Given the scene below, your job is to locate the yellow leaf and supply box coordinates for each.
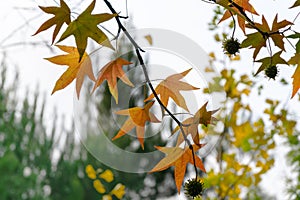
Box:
[150,145,206,193]
[113,101,160,149]
[85,164,97,179]
[57,0,116,61]
[144,35,153,45]
[45,45,96,98]
[33,0,71,44]
[102,195,112,200]
[145,69,199,111]
[230,54,241,61]
[99,169,114,183]
[93,180,105,194]
[92,58,133,104]
[110,183,126,199]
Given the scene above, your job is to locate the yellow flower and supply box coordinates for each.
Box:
[102,194,112,200]
[85,164,97,180]
[99,169,114,183]
[110,183,126,199]
[93,180,106,194]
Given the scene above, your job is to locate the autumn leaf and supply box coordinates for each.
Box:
[254,51,287,76]
[288,53,300,98]
[242,15,292,58]
[144,35,153,45]
[144,69,199,111]
[218,0,258,33]
[172,102,218,145]
[113,101,160,149]
[290,0,300,8]
[33,0,71,44]
[270,14,293,51]
[57,0,116,61]
[92,58,134,104]
[241,32,265,59]
[45,45,96,98]
[150,145,206,193]
[241,16,270,59]
[287,32,300,53]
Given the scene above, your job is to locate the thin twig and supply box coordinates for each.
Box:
[102,0,198,175]
[229,10,236,38]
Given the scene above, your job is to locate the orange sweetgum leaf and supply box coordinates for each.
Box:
[144,69,199,111]
[172,102,218,145]
[150,145,206,193]
[113,101,160,149]
[57,0,117,61]
[288,53,300,98]
[45,45,95,98]
[33,0,71,44]
[218,0,258,33]
[270,14,293,51]
[92,58,134,104]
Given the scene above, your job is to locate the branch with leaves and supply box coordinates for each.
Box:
[32,0,300,199]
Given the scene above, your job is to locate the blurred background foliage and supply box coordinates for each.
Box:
[0,26,176,199]
[200,5,300,200]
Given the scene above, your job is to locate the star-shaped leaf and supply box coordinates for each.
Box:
[144,69,199,111]
[270,14,293,51]
[172,102,218,145]
[243,15,293,58]
[290,0,300,8]
[45,45,96,98]
[288,53,300,98]
[241,16,271,59]
[218,0,258,33]
[150,145,206,193]
[254,51,287,76]
[241,32,266,59]
[113,102,160,149]
[287,32,300,53]
[57,0,116,61]
[33,0,71,44]
[92,58,134,104]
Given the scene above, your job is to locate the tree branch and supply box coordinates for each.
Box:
[103,0,198,176]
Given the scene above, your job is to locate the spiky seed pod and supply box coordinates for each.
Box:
[222,38,240,55]
[184,178,204,199]
[265,65,278,80]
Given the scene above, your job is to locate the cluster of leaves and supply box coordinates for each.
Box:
[216,0,300,97]
[202,1,300,197]
[33,0,300,199]
[85,164,126,200]
[33,0,219,196]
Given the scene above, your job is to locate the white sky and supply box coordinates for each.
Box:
[0,0,300,199]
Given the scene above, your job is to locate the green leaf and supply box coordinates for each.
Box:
[33,0,71,44]
[254,51,287,76]
[290,0,300,8]
[57,0,116,61]
[241,32,266,59]
[287,32,300,53]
